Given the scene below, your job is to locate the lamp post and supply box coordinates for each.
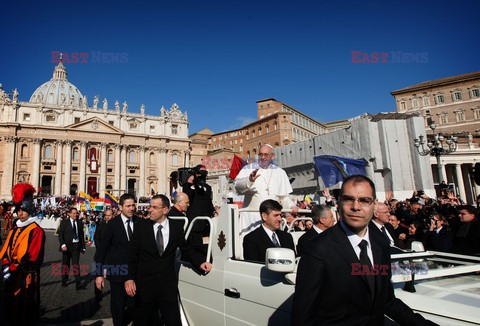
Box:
[413,122,458,183]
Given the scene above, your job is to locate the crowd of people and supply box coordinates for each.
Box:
[0,144,479,325]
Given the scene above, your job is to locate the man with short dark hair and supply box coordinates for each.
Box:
[58,207,85,289]
[296,205,334,256]
[292,175,436,325]
[451,205,480,255]
[243,199,295,263]
[125,194,211,325]
[95,193,138,326]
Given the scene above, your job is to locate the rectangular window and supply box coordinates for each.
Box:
[44,166,51,170]
[129,169,135,174]
[46,115,56,122]
[412,99,418,108]
[74,117,80,124]
[471,89,480,98]
[130,123,138,130]
[23,113,31,121]
[456,111,465,122]
[72,166,78,171]
[474,110,480,120]
[453,92,462,101]
[107,168,113,173]
[109,121,114,125]
[400,102,406,111]
[150,125,155,132]
[436,95,444,104]
[423,97,430,106]
[171,124,178,135]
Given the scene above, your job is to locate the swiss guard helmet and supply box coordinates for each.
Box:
[11,183,36,215]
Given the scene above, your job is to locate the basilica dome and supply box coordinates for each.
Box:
[29,61,85,107]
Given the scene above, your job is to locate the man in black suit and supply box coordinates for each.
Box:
[371,202,398,247]
[95,194,138,326]
[296,204,334,256]
[243,199,295,263]
[58,207,85,289]
[93,208,113,302]
[167,192,189,218]
[124,195,212,325]
[292,175,436,326]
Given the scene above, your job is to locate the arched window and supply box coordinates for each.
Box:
[172,153,178,166]
[149,152,155,165]
[44,145,53,159]
[21,144,28,158]
[107,150,113,162]
[266,125,270,133]
[129,150,136,163]
[72,147,79,161]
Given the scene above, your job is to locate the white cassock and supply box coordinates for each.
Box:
[235,162,295,235]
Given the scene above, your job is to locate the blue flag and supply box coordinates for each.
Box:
[313,155,368,187]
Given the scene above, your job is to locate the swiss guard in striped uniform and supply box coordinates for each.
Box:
[0,183,46,325]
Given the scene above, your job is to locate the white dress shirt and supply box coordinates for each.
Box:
[153,218,170,250]
[262,224,281,246]
[340,220,374,264]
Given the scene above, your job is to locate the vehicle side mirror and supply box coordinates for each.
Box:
[265,248,296,273]
[411,241,425,252]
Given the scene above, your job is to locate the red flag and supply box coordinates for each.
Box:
[229,155,247,180]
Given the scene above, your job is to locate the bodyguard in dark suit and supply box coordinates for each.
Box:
[296,204,334,256]
[125,195,212,325]
[243,199,295,263]
[95,194,138,326]
[58,207,85,289]
[292,175,436,326]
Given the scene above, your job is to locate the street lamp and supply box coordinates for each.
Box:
[413,122,458,183]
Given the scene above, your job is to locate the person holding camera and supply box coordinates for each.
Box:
[183,164,215,257]
[426,212,453,251]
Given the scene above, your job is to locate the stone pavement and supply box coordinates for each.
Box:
[0,229,114,325]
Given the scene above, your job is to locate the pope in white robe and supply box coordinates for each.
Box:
[235,145,297,235]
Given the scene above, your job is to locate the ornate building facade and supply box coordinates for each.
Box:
[0,61,190,199]
[391,71,480,202]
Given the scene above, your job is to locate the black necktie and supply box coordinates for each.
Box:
[156,225,164,256]
[271,232,280,247]
[72,221,78,240]
[358,240,375,297]
[381,226,390,243]
[126,219,133,241]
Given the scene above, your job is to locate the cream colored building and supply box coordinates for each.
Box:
[391,71,480,203]
[0,61,190,199]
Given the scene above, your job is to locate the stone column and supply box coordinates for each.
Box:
[114,144,121,192]
[32,138,42,191]
[473,163,480,199]
[436,156,447,183]
[121,144,127,192]
[139,146,146,197]
[2,136,17,197]
[159,149,167,194]
[63,141,72,195]
[455,164,466,202]
[185,150,191,167]
[79,141,87,192]
[54,140,64,195]
[100,143,108,198]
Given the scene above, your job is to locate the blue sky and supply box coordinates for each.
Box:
[1,0,479,134]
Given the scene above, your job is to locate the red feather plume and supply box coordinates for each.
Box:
[11,183,36,204]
